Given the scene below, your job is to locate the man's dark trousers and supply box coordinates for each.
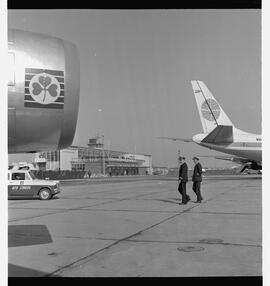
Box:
[178,161,189,204]
[192,162,203,202]
[178,181,188,203]
[192,181,202,201]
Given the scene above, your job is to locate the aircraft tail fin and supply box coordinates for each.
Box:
[191,81,234,133]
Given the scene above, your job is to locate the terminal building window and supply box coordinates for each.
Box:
[72,163,85,171]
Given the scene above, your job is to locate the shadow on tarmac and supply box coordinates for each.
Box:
[8,264,60,277]
[9,225,53,248]
[9,225,58,277]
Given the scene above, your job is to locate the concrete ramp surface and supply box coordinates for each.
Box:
[8,175,261,277]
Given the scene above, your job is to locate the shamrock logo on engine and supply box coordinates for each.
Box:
[29,73,60,105]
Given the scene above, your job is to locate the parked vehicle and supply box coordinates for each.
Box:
[8,170,60,200]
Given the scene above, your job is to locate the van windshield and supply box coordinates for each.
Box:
[28,171,37,180]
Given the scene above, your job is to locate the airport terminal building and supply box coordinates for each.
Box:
[35,138,152,176]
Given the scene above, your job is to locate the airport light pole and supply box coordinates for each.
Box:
[106,139,110,174]
[102,135,105,176]
[95,136,106,176]
[97,108,105,175]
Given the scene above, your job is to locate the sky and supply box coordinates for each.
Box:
[8,9,261,168]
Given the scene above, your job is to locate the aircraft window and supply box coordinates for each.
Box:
[12,173,25,180]
[8,52,15,86]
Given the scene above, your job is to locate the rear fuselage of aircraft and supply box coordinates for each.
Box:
[159,81,261,172]
[193,131,262,164]
[191,80,261,170]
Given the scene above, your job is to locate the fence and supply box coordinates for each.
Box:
[32,170,87,180]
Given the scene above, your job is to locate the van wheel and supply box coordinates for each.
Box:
[38,188,51,200]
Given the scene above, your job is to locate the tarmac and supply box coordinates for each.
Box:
[8,175,262,277]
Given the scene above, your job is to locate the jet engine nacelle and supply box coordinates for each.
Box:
[8,29,80,153]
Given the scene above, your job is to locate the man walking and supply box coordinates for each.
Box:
[178,156,190,204]
[192,157,203,203]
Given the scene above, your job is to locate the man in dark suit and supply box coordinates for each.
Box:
[178,156,190,204]
[192,157,203,203]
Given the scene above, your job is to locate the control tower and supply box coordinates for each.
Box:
[87,137,104,149]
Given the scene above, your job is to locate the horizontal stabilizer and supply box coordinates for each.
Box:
[157,137,193,142]
[198,155,251,164]
[198,155,235,161]
[202,125,233,144]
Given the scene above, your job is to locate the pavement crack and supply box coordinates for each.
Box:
[44,202,206,277]
[8,189,169,223]
[125,239,261,248]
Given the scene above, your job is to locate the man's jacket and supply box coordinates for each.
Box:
[192,162,202,182]
[179,162,188,182]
